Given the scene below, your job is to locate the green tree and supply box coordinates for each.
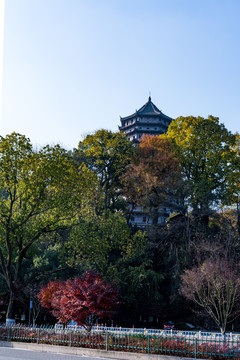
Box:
[111,253,163,325]
[166,116,237,220]
[73,130,135,211]
[65,211,146,272]
[0,133,96,323]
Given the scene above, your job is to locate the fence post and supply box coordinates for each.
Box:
[37,328,40,344]
[69,331,72,347]
[7,326,11,342]
[194,338,197,359]
[105,332,108,351]
[147,334,150,354]
[223,334,226,357]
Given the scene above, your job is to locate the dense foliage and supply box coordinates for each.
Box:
[0,121,239,332]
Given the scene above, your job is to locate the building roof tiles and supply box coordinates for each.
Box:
[120,97,172,121]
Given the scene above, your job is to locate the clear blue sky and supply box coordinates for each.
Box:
[1,0,240,150]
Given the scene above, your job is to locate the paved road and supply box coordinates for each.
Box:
[0,347,113,360]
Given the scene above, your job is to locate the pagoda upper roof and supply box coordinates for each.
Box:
[120,97,172,121]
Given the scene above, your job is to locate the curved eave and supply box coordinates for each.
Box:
[119,123,136,130]
[120,124,168,132]
[120,113,137,121]
[160,113,172,121]
[121,113,172,122]
[136,128,166,133]
[120,120,171,131]
[134,129,166,135]
[136,113,172,121]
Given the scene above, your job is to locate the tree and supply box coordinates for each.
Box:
[122,135,183,225]
[65,211,138,272]
[0,133,96,323]
[166,116,237,219]
[73,130,135,211]
[180,259,240,334]
[38,270,119,331]
[116,258,164,324]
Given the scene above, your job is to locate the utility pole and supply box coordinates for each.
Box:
[28,293,33,326]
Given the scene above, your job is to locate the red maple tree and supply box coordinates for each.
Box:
[38,270,119,331]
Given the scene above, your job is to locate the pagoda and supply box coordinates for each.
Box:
[119,96,172,142]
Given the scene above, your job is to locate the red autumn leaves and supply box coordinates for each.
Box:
[38,270,118,330]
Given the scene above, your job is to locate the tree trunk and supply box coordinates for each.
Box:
[152,206,159,226]
[104,182,109,211]
[220,326,226,335]
[220,320,227,335]
[6,290,17,325]
[237,203,240,236]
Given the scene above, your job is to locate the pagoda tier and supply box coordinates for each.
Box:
[119,96,172,142]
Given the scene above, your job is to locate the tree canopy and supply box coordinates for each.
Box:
[0,133,96,322]
[73,129,135,211]
[122,134,183,225]
[166,116,237,214]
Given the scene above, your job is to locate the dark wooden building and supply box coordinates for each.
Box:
[119,96,172,142]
